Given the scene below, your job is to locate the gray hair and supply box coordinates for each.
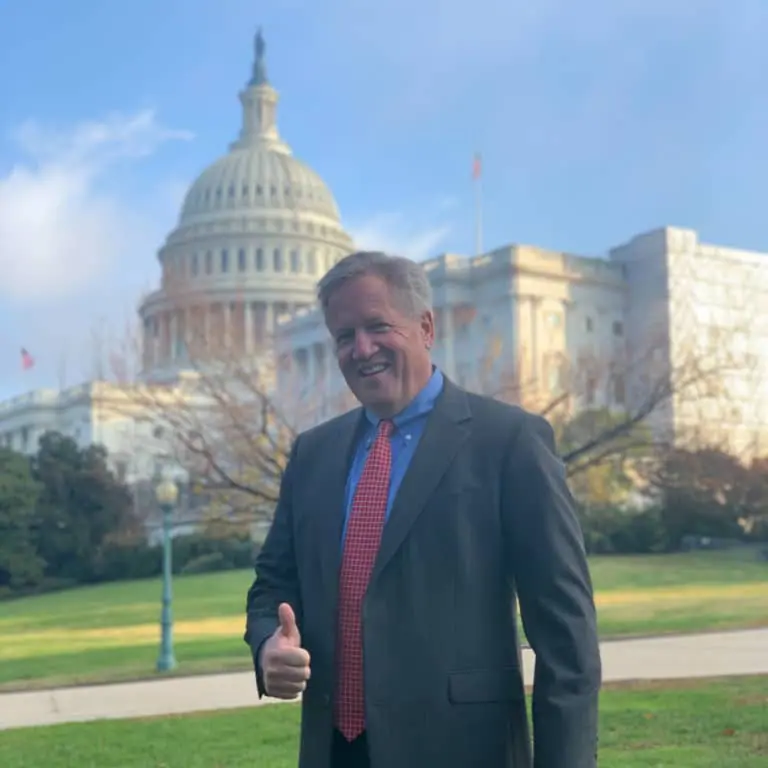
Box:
[317,251,433,317]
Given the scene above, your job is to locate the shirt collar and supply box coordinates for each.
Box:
[365,367,444,429]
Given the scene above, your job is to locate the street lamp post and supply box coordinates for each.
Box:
[155,478,179,673]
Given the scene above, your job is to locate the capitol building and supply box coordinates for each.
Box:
[1,31,768,486]
[139,30,354,383]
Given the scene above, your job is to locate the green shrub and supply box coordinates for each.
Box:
[579,505,668,555]
[180,552,228,575]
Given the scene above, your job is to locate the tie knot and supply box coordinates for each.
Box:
[377,419,394,438]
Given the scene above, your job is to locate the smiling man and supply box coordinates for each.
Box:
[245,251,601,768]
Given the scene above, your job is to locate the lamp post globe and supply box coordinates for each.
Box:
[155,478,179,672]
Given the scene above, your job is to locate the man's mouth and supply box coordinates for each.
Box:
[358,362,390,378]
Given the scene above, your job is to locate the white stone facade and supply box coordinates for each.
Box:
[0,381,180,484]
[277,226,768,460]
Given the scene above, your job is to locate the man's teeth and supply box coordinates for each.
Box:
[360,363,387,375]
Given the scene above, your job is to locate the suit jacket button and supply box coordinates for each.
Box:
[322,694,330,706]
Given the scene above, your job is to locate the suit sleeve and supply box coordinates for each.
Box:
[244,437,303,697]
[502,412,601,768]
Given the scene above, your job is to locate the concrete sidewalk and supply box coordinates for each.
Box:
[1,629,766,731]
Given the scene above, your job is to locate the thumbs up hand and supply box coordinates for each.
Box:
[259,603,311,699]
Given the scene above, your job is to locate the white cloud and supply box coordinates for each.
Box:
[0,110,192,303]
[348,212,452,262]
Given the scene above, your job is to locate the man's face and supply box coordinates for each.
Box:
[324,274,435,418]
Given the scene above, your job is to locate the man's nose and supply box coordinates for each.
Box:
[351,331,376,360]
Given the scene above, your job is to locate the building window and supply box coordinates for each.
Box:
[238,248,247,272]
[242,184,249,198]
[228,184,235,199]
[215,187,222,202]
[306,250,317,273]
[612,374,626,405]
[256,248,264,271]
[585,316,593,332]
[205,251,212,274]
[546,356,566,393]
[612,321,624,337]
[273,248,283,271]
[290,249,301,272]
[585,376,597,406]
[270,185,277,196]
[221,249,229,273]
[191,254,199,276]
[256,184,263,196]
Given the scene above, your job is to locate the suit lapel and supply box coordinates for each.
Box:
[371,379,472,584]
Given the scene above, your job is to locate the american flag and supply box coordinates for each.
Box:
[21,348,35,371]
[472,152,482,180]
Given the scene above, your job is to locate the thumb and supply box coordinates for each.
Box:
[277,602,300,643]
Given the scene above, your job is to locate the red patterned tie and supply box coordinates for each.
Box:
[335,419,394,741]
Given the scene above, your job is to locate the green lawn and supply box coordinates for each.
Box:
[0,677,766,767]
[0,551,765,691]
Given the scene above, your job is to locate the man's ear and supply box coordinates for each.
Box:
[420,309,435,347]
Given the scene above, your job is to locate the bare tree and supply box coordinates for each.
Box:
[101,278,337,528]
[470,308,759,492]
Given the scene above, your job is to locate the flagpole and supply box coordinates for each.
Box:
[473,152,483,257]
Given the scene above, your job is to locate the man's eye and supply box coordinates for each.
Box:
[369,323,390,332]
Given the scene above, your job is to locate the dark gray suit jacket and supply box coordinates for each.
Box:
[245,378,601,768]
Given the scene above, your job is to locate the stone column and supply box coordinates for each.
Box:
[203,304,211,353]
[530,297,540,385]
[306,343,316,394]
[245,301,254,353]
[442,302,456,379]
[170,312,179,361]
[181,307,189,360]
[224,302,232,348]
[142,322,150,371]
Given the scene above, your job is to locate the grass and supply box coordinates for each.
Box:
[0,551,765,691]
[0,676,766,767]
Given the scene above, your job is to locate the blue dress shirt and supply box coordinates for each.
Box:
[342,368,444,544]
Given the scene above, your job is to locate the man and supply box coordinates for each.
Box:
[245,251,601,768]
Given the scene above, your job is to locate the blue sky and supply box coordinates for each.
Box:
[2,0,768,397]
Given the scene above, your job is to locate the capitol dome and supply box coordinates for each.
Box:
[139,30,354,380]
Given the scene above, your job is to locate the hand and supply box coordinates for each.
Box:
[259,603,311,699]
